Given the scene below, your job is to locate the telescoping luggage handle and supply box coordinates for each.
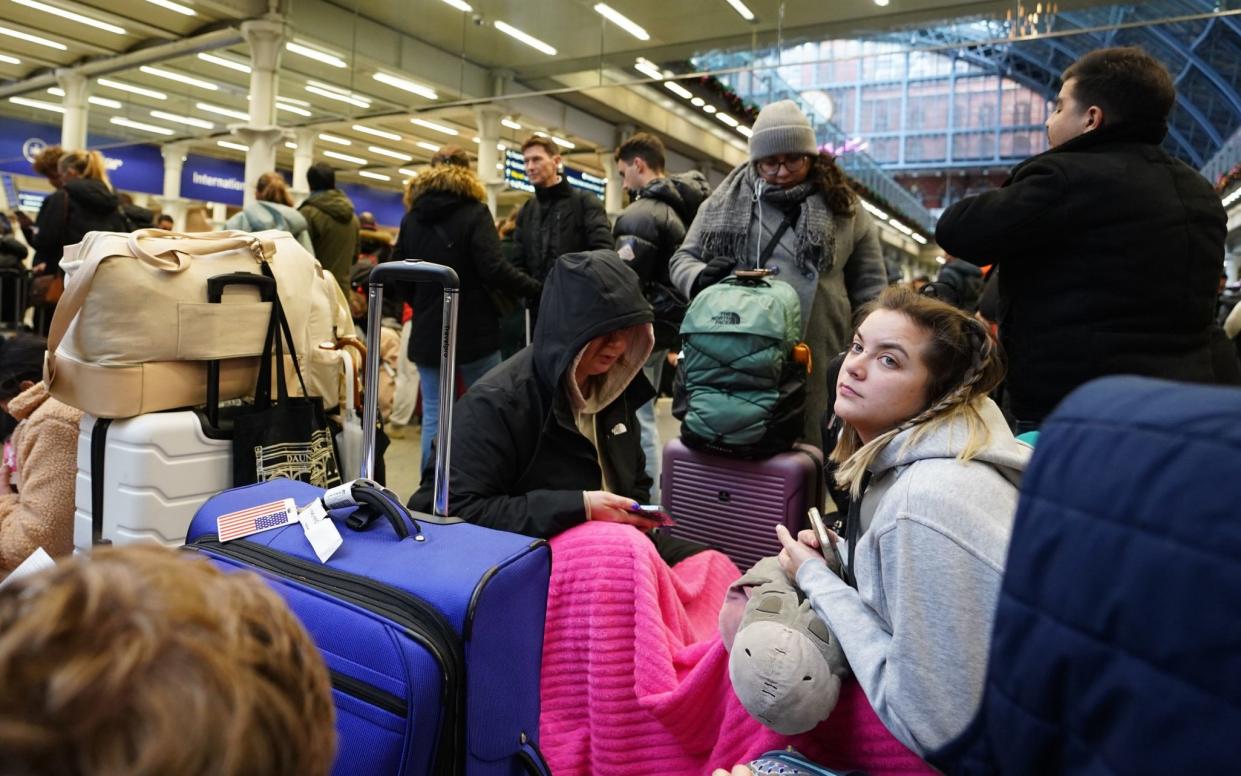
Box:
[365,260,460,517]
[204,272,278,428]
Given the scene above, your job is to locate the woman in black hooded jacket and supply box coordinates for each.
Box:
[394,146,542,470]
[410,249,705,566]
[32,150,128,276]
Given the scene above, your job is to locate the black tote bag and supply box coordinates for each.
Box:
[233,295,342,489]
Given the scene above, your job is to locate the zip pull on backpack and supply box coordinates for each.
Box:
[674,271,809,458]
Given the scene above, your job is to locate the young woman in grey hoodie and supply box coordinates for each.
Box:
[775,286,1031,757]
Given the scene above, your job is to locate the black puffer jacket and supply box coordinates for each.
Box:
[33,179,127,273]
[512,177,613,286]
[394,165,540,365]
[612,171,710,286]
[410,250,654,539]
[936,121,1235,423]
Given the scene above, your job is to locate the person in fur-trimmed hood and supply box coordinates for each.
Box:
[393,146,542,469]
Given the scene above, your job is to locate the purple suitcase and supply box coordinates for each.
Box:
[662,438,824,571]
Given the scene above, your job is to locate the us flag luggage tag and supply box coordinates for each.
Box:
[217,498,299,542]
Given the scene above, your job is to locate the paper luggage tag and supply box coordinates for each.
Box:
[217,498,299,542]
[298,499,343,563]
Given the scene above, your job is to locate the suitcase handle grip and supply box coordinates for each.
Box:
[347,484,423,542]
[206,272,279,427]
[369,259,460,290]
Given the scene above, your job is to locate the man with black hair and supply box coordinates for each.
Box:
[511,136,613,324]
[936,46,1237,430]
[299,162,360,291]
[612,132,709,501]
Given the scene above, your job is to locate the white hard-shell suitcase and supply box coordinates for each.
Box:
[74,411,231,550]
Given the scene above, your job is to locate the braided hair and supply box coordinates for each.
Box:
[831,286,1005,497]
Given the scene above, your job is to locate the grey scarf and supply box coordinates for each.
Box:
[696,162,835,279]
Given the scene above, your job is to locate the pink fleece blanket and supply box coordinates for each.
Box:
[541,522,934,775]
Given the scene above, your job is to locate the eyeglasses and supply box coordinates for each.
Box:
[756,155,811,176]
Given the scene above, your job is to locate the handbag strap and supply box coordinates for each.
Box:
[45,230,276,383]
[253,293,310,408]
[843,470,872,589]
[757,211,796,268]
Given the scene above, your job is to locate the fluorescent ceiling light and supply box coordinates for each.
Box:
[323,149,367,165]
[150,110,214,129]
[874,0,891,6]
[634,57,664,80]
[98,78,166,99]
[691,97,705,107]
[702,104,717,114]
[0,24,67,50]
[46,88,122,110]
[275,102,312,117]
[140,66,218,91]
[493,20,557,56]
[912,233,928,245]
[888,218,914,236]
[305,82,371,109]
[369,145,413,162]
[410,117,458,136]
[497,142,506,151]
[218,140,248,151]
[440,0,472,10]
[736,125,753,138]
[196,102,249,121]
[285,142,298,149]
[860,200,889,220]
[0,54,20,65]
[663,81,692,100]
[399,168,418,177]
[415,141,440,153]
[724,0,755,21]
[471,136,480,143]
[359,170,391,181]
[286,41,347,69]
[318,133,352,146]
[353,124,402,141]
[716,113,739,127]
[12,0,126,34]
[10,96,63,113]
[197,52,251,73]
[277,96,310,106]
[501,117,522,130]
[593,3,649,40]
[551,135,575,149]
[144,0,196,15]
[371,71,437,100]
[111,116,174,135]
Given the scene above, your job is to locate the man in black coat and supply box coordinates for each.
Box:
[511,136,613,324]
[611,132,710,503]
[409,250,704,566]
[936,46,1237,429]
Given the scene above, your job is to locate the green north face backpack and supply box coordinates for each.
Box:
[673,273,809,458]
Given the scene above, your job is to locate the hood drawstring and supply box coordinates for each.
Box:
[752,178,765,269]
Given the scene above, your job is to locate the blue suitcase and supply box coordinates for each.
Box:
[187,260,552,776]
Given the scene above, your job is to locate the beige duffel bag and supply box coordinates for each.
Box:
[46,228,351,419]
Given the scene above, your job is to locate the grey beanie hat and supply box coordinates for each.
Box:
[749,99,818,161]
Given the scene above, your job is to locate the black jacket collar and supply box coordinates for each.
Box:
[534,176,573,204]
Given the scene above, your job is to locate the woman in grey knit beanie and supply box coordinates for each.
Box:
[669,99,889,444]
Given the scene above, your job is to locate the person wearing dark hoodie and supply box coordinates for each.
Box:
[774,286,1030,757]
[299,162,359,292]
[612,131,710,503]
[511,136,614,325]
[395,146,542,470]
[409,250,705,566]
[31,149,128,277]
[117,192,155,231]
[932,256,984,313]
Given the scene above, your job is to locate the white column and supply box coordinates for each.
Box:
[57,70,90,149]
[159,141,192,231]
[602,153,623,222]
[475,105,504,217]
[237,18,288,206]
[211,202,228,229]
[292,127,316,203]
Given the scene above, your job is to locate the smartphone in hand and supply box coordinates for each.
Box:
[629,504,675,526]
[807,507,844,575]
